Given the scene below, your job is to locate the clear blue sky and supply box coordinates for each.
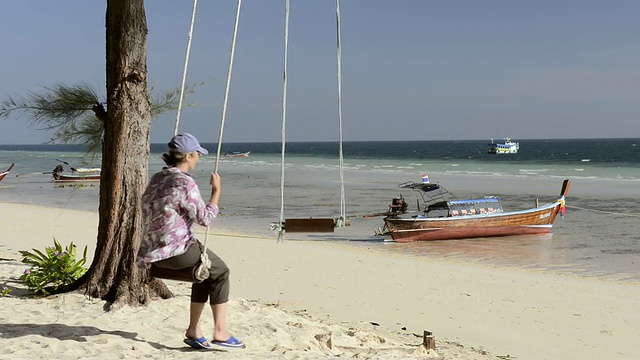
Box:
[2,1,640,144]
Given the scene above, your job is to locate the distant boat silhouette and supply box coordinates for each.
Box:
[222,150,251,158]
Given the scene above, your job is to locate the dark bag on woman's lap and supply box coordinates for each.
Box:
[150,262,205,283]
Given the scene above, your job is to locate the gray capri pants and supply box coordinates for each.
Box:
[153,241,230,304]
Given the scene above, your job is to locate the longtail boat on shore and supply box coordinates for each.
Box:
[0,163,16,182]
[52,164,101,183]
[376,177,570,242]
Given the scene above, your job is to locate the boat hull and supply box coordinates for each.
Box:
[0,163,16,182]
[54,174,101,182]
[383,202,562,242]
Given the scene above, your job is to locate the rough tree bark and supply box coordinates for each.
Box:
[80,0,171,308]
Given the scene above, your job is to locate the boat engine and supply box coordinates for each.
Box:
[388,196,408,215]
[52,164,64,180]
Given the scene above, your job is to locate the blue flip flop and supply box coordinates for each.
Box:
[212,336,245,349]
[184,336,211,350]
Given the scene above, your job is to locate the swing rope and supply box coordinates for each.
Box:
[335,0,346,227]
[214,0,243,172]
[275,0,291,243]
[174,0,199,136]
[172,0,243,280]
[200,0,243,275]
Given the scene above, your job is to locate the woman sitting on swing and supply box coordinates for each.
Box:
[137,132,245,350]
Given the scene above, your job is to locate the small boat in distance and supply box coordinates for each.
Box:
[222,150,251,158]
[487,137,519,154]
[52,164,100,183]
[0,163,16,182]
[56,158,101,174]
[376,176,570,242]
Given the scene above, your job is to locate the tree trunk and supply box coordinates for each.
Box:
[81,0,171,309]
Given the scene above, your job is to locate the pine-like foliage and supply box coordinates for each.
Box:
[0,82,203,153]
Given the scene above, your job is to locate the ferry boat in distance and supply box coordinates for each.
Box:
[487,138,519,154]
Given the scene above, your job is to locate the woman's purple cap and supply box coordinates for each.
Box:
[168,133,209,154]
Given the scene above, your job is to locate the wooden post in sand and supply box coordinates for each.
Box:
[423,330,436,349]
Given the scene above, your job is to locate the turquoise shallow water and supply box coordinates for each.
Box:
[1,139,639,283]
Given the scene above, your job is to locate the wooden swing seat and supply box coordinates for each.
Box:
[284,218,336,233]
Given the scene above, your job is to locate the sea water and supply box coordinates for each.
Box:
[1,139,639,283]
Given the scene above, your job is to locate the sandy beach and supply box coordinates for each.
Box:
[1,203,639,359]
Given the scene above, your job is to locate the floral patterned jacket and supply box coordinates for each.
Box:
[137,167,218,263]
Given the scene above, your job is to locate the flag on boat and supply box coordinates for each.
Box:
[422,174,430,183]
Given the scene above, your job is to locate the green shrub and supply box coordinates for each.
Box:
[20,239,88,296]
